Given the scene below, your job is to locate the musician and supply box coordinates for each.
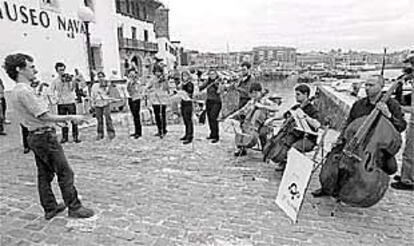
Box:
[199,70,222,143]
[233,83,281,156]
[391,52,414,191]
[236,61,256,109]
[178,70,195,144]
[50,62,81,143]
[269,84,321,171]
[126,68,144,139]
[312,75,407,197]
[0,78,5,135]
[146,64,170,138]
[4,53,94,219]
[91,71,116,140]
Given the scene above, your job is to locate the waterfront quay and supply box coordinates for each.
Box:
[1,85,413,246]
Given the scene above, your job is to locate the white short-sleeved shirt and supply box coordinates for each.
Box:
[10,83,52,131]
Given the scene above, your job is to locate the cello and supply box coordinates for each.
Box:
[262,97,316,163]
[319,80,403,207]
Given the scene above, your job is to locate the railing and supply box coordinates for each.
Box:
[118,38,158,52]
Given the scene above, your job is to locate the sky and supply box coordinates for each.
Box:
[164,0,414,53]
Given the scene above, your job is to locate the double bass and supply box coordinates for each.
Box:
[319,80,403,207]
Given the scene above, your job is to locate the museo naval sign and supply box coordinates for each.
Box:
[0,1,87,37]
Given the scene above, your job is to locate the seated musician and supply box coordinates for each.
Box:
[233,83,281,157]
[312,75,407,197]
[264,84,321,171]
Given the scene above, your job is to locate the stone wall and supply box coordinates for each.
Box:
[315,85,351,131]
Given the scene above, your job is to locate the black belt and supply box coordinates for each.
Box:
[29,126,55,135]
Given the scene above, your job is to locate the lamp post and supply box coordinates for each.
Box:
[77,6,95,96]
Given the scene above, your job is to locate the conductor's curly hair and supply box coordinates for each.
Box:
[4,53,33,80]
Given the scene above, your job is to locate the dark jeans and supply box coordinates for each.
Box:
[274,133,316,163]
[153,104,167,134]
[95,105,115,137]
[27,130,82,213]
[128,99,142,136]
[206,99,222,139]
[1,97,6,117]
[0,100,3,133]
[21,124,29,149]
[181,102,193,140]
[239,97,250,109]
[57,103,78,140]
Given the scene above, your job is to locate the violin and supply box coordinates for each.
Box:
[319,80,403,207]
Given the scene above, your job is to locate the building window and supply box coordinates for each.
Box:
[40,0,60,12]
[126,0,130,14]
[131,27,137,40]
[144,30,148,42]
[84,0,94,10]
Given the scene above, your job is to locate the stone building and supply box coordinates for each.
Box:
[252,46,296,66]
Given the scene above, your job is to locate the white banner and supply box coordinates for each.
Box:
[275,148,314,223]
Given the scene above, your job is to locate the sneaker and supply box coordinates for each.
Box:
[45,203,66,220]
[274,162,286,172]
[68,206,94,219]
[179,136,187,141]
[96,135,104,141]
[234,148,247,157]
[211,139,219,144]
[4,119,11,124]
[391,181,414,191]
[73,138,82,143]
[183,139,192,145]
[60,138,68,144]
[393,175,401,182]
[311,188,328,198]
[206,136,214,140]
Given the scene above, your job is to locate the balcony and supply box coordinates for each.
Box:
[118,38,158,52]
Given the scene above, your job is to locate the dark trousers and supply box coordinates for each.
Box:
[274,133,316,163]
[0,99,3,133]
[181,102,193,140]
[95,105,115,137]
[21,124,29,149]
[1,97,6,117]
[206,99,222,139]
[153,104,167,134]
[239,97,250,109]
[27,130,82,213]
[57,103,78,140]
[128,99,142,136]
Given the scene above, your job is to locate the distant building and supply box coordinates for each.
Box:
[252,46,296,66]
[297,52,334,68]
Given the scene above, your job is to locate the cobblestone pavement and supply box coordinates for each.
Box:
[0,114,413,246]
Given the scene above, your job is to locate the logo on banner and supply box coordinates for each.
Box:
[276,148,314,223]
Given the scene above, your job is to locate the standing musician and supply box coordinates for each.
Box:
[146,64,170,138]
[312,75,407,197]
[178,70,195,144]
[50,62,81,144]
[126,68,145,139]
[391,52,414,191]
[263,84,321,171]
[91,71,116,140]
[199,70,222,143]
